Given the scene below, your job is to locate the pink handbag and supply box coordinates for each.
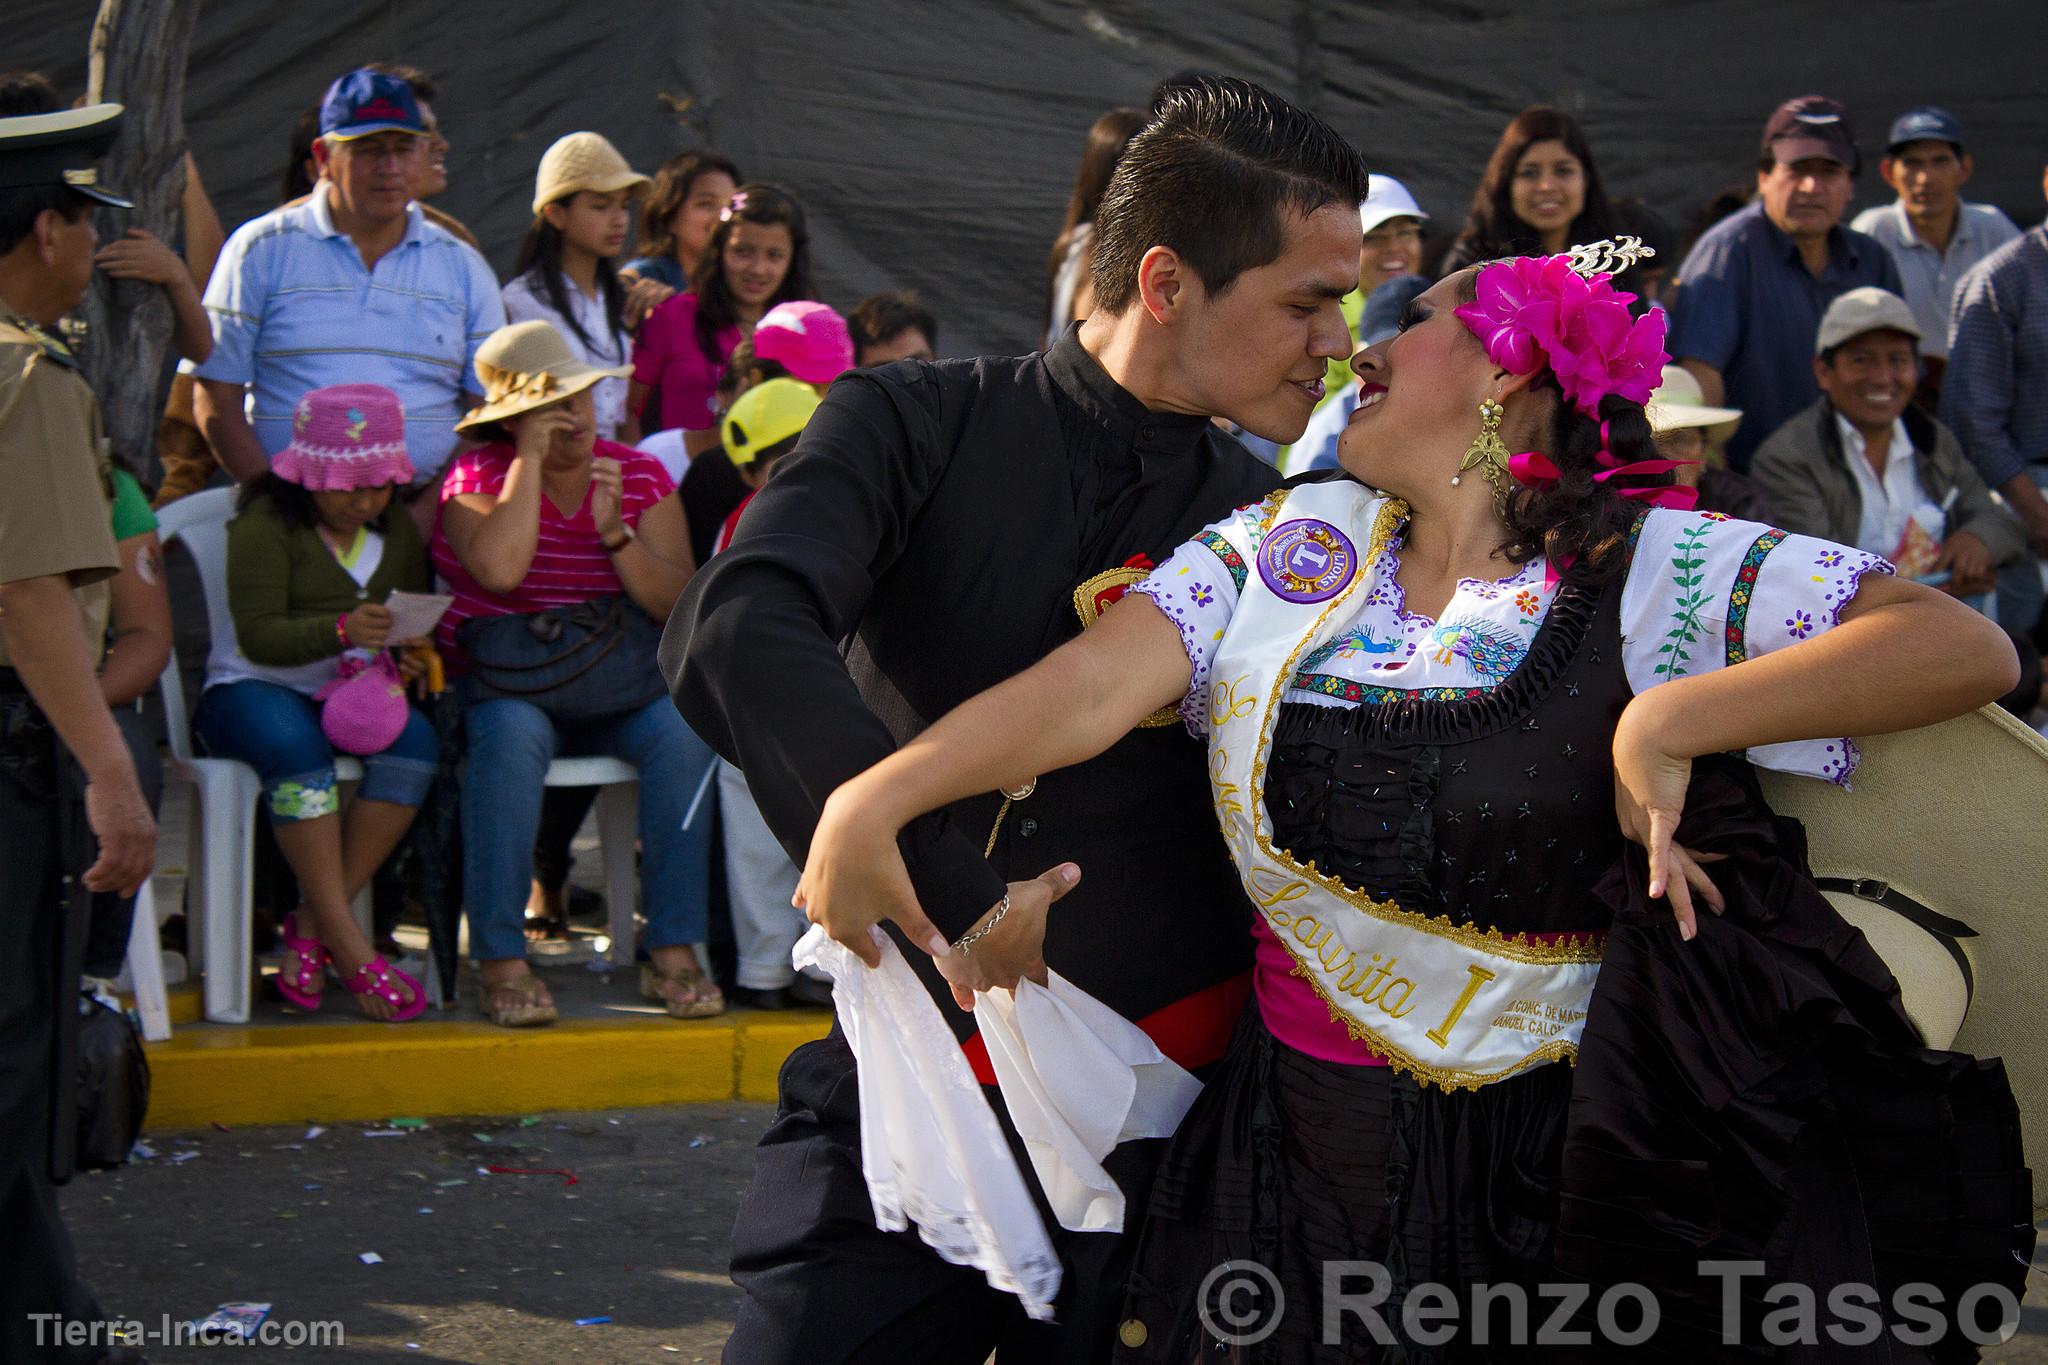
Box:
[314,652,410,756]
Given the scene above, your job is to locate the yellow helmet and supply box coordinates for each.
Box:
[721,377,821,467]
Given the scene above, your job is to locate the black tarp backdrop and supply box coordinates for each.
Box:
[16,1,2048,358]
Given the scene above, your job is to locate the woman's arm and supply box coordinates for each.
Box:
[438,422,559,595]
[1614,574,2016,932]
[797,593,1193,964]
[99,531,172,707]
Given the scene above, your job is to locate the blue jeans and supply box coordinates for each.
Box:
[460,695,714,963]
[195,679,438,822]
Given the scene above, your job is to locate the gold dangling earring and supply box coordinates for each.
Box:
[1457,397,1513,511]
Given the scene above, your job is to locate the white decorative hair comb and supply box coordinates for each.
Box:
[1565,236,1656,280]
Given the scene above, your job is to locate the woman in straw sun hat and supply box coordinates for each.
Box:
[432,320,722,1026]
[502,131,650,442]
[195,382,436,1021]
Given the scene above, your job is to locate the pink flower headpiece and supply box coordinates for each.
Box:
[1452,238,1668,419]
[719,190,750,223]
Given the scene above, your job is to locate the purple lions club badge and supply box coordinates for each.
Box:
[1257,519,1357,603]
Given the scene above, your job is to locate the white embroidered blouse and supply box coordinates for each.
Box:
[1130,490,1893,785]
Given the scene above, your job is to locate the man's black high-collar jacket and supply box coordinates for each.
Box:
[663,326,1283,1049]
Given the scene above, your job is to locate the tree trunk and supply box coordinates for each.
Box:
[79,0,202,480]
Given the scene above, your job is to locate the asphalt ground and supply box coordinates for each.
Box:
[60,1105,2048,1364]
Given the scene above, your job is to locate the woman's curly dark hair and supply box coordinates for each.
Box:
[1453,267,1657,586]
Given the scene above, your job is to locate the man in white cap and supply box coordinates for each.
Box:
[1284,175,1431,473]
[1751,286,2024,606]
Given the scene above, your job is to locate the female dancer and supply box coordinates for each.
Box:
[795,243,2032,1359]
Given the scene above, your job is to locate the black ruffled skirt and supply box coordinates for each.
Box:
[1112,762,2033,1364]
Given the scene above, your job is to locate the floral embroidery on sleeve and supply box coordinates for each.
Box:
[1653,517,1718,679]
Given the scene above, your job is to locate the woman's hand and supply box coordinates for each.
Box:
[511,404,577,464]
[94,228,188,288]
[622,275,675,330]
[794,781,950,967]
[1612,693,1725,941]
[934,864,1081,1010]
[342,602,394,651]
[591,456,625,540]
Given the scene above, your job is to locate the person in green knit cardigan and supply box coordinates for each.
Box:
[193,384,436,1021]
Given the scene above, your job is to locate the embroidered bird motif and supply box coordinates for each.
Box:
[1426,619,1526,682]
[1301,626,1400,672]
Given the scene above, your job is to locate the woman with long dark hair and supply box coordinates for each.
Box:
[626,182,812,452]
[795,244,2032,1357]
[623,150,742,293]
[503,132,649,441]
[1044,106,1144,347]
[1441,106,1625,277]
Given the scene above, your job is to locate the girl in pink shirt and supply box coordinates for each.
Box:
[624,182,814,452]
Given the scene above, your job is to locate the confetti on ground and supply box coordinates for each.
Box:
[390,1117,429,1129]
[435,1179,468,1188]
[210,1121,234,1133]
[483,1165,579,1185]
[305,1126,326,1140]
[519,1117,539,1127]
[358,1252,383,1265]
[363,1129,408,1138]
[574,1316,611,1326]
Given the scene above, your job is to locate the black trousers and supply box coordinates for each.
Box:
[0,728,112,1364]
[723,1031,1160,1365]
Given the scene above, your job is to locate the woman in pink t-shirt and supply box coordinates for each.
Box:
[435,320,723,1027]
[623,182,814,454]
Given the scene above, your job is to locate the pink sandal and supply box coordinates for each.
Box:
[343,956,428,1022]
[274,918,330,1011]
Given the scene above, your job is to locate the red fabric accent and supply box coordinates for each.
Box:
[712,489,759,557]
[959,971,1253,1087]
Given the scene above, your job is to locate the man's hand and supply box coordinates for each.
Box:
[82,772,156,896]
[1934,530,1997,597]
[936,863,1080,1010]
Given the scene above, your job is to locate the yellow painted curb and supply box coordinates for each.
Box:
[144,1010,832,1129]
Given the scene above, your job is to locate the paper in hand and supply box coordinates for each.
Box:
[383,591,454,642]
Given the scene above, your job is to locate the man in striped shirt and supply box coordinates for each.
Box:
[1942,164,2048,633]
[185,68,503,493]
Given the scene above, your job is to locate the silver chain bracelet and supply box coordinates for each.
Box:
[950,892,1012,953]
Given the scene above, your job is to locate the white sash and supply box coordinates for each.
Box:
[1206,480,1602,1091]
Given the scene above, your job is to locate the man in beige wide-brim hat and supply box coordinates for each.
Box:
[1759,706,2048,1203]
[455,319,630,437]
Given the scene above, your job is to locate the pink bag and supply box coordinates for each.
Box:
[314,652,410,756]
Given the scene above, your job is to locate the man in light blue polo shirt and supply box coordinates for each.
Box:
[1851,108,2019,382]
[186,69,503,488]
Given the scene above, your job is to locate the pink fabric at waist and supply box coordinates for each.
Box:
[1251,916,1603,1066]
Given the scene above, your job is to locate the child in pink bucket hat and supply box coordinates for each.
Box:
[749,300,854,390]
[190,382,440,1022]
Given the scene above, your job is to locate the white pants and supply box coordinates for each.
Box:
[718,759,808,989]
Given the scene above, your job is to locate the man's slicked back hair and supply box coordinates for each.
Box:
[1091,75,1367,314]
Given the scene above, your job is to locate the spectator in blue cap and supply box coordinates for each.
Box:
[1852,107,2019,395]
[185,67,505,509]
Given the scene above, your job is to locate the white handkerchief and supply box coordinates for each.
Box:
[974,972,1204,1233]
[793,926,1062,1320]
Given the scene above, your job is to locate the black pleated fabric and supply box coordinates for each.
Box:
[1115,582,2033,1362]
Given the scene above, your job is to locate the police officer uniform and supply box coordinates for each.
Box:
[0,103,145,1365]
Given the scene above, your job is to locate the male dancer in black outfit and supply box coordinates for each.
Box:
[663,77,1367,1363]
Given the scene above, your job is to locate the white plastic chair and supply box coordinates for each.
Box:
[158,489,649,1020]
[157,488,370,1022]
